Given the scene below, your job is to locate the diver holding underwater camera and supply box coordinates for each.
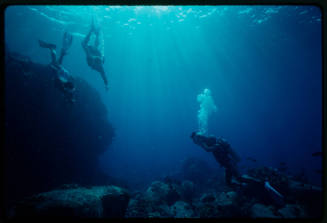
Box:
[190,131,241,187]
[190,131,285,206]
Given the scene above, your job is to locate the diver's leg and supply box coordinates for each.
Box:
[99,68,108,90]
[82,27,93,50]
[39,40,56,50]
[58,49,66,65]
[94,29,100,48]
[232,167,243,185]
[232,164,240,179]
[39,40,57,64]
[226,160,241,184]
[57,50,65,65]
[49,49,57,64]
[58,32,73,65]
[225,168,232,186]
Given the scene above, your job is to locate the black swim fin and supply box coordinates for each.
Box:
[38,40,56,50]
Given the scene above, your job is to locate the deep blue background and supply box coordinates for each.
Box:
[5,6,322,188]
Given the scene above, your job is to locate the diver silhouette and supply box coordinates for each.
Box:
[191,131,241,186]
[82,17,108,91]
[38,31,75,104]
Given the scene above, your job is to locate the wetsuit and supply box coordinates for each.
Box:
[82,25,108,89]
[192,132,241,186]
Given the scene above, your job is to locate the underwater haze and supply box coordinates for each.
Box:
[5,5,322,215]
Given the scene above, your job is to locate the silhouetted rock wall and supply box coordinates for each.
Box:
[4,51,115,206]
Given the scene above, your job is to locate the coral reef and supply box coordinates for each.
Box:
[7,159,322,219]
[123,159,322,218]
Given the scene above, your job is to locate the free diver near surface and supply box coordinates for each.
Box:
[38,31,75,104]
[82,17,108,91]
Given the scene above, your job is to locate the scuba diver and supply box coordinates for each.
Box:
[38,32,75,104]
[82,18,108,91]
[190,131,241,186]
[190,131,285,206]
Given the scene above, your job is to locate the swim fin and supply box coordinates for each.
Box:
[38,40,56,50]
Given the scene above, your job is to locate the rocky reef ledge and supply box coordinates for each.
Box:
[10,185,130,218]
[8,169,321,219]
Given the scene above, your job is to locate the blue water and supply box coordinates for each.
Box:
[5,5,322,187]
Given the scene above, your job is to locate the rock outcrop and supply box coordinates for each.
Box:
[5,51,115,207]
[11,185,130,218]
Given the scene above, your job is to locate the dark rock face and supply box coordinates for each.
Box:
[102,190,130,217]
[250,203,308,218]
[250,203,280,218]
[125,181,193,218]
[200,193,216,203]
[170,201,195,218]
[144,181,181,206]
[124,196,149,218]
[277,204,307,218]
[180,180,195,202]
[11,186,130,218]
[4,51,115,206]
[287,180,322,217]
[196,191,238,218]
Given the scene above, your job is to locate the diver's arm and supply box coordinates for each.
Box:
[193,133,216,152]
[201,142,217,152]
[57,49,66,65]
